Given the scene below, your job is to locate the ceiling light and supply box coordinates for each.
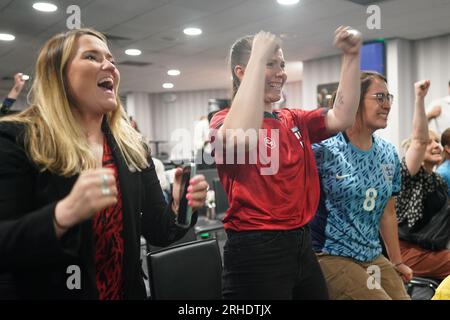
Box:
[162,83,174,89]
[277,0,300,5]
[183,27,202,36]
[167,69,181,76]
[125,49,142,56]
[0,33,15,41]
[32,2,58,12]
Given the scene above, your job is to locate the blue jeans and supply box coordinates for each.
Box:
[222,225,329,300]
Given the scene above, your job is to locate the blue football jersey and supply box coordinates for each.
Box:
[310,132,401,262]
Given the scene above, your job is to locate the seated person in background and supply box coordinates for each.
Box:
[396,82,450,281]
[0,73,27,115]
[0,28,208,300]
[310,71,412,300]
[436,128,450,196]
[426,80,450,136]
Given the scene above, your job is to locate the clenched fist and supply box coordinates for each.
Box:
[334,26,362,55]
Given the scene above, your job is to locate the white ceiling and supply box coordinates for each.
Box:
[0,0,450,95]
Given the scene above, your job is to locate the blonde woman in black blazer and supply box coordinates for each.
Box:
[0,28,208,300]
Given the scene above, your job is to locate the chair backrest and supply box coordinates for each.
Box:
[147,226,197,252]
[147,239,222,300]
[212,178,228,215]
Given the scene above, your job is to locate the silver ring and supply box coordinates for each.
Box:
[101,174,109,187]
[101,186,111,196]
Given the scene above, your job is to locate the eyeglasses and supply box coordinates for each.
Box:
[366,92,394,105]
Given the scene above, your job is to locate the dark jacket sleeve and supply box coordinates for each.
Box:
[0,123,76,272]
[140,157,196,247]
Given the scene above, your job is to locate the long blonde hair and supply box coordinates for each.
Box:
[0,28,148,176]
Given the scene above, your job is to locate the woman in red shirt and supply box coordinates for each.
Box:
[210,27,362,299]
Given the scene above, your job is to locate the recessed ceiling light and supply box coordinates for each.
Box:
[32,2,58,12]
[277,0,300,5]
[0,33,15,41]
[162,83,174,89]
[125,49,142,56]
[167,69,181,76]
[183,27,202,36]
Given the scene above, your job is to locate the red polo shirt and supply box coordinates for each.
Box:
[210,107,332,231]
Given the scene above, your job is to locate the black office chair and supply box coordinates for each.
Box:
[147,226,197,252]
[406,277,440,300]
[147,239,222,300]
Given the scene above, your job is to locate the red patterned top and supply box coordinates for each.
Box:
[92,138,124,300]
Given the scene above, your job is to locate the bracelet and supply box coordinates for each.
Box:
[394,262,404,268]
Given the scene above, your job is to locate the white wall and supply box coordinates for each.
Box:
[379,39,415,152]
[302,55,341,110]
[414,34,450,105]
[126,88,228,157]
[283,81,303,109]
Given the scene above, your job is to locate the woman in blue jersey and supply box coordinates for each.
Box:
[310,71,412,299]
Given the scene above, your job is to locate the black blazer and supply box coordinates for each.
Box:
[0,120,193,299]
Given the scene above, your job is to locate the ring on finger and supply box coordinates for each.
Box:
[101,186,111,196]
[101,174,109,187]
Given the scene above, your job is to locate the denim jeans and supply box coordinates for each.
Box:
[222,225,329,300]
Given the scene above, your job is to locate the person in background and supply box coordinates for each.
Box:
[436,128,450,196]
[0,73,27,115]
[129,116,140,132]
[396,81,450,281]
[0,28,208,300]
[426,80,450,136]
[311,71,412,300]
[210,26,362,299]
